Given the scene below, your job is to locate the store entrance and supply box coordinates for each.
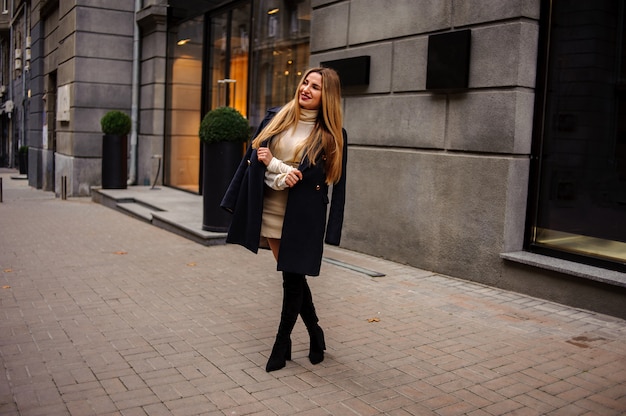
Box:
[165,2,250,193]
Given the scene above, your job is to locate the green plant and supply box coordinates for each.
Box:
[199,106,250,144]
[18,145,28,154]
[100,110,131,136]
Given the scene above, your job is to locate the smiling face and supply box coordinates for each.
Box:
[298,72,323,110]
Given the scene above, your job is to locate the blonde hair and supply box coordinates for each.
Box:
[252,67,344,184]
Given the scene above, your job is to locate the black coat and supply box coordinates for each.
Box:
[220,107,347,276]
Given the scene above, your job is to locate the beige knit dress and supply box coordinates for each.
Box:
[260,109,318,239]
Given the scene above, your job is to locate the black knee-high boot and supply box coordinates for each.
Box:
[300,279,326,364]
[266,272,304,372]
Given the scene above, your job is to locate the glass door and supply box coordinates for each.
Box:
[198,3,251,195]
[207,3,251,117]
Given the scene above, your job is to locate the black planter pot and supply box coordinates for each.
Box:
[202,141,243,232]
[18,152,28,175]
[101,134,128,189]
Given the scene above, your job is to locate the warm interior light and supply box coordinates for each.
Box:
[267,8,279,15]
[177,38,191,46]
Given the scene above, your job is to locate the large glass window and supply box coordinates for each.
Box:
[529,1,626,270]
[163,0,311,192]
[165,17,204,192]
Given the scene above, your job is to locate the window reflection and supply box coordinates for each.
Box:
[209,4,250,115]
[249,0,311,129]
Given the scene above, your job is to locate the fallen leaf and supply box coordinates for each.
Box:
[114,251,128,255]
[187,262,197,267]
[2,285,10,289]
[367,317,380,323]
[3,269,12,273]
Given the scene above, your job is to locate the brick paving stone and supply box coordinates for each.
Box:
[451,388,494,409]
[282,392,320,413]
[163,395,216,416]
[1,171,626,415]
[221,401,269,415]
[464,410,493,416]
[118,408,146,416]
[292,408,331,416]
[545,403,588,416]
[436,400,480,416]
[141,403,172,416]
[261,396,300,415]
[370,395,418,414]
[482,398,525,415]
[190,374,238,394]
[309,390,353,407]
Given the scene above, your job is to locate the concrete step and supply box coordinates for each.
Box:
[117,201,159,222]
[92,186,227,246]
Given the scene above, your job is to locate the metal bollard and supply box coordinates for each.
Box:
[151,154,162,190]
[61,176,67,200]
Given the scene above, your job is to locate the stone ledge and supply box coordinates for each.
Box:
[137,4,167,31]
[501,251,626,289]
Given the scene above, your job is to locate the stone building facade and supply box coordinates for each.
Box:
[309,0,625,318]
[1,0,624,317]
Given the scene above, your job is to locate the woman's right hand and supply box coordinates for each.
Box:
[257,147,273,166]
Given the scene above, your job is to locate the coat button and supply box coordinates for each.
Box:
[315,185,321,191]
[247,159,251,165]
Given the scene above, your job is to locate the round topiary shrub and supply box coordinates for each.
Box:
[101,110,131,136]
[199,106,250,144]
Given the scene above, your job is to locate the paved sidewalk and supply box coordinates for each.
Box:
[1,170,625,416]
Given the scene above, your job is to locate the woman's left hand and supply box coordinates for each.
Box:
[285,169,302,187]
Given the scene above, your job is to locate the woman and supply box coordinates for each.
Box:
[221,67,347,372]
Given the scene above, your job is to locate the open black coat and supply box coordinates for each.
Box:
[220,107,347,276]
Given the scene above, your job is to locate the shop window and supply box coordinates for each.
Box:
[248,0,311,129]
[165,16,204,192]
[163,0,311,192]
[529,1,626,271]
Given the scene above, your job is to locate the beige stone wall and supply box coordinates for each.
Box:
[309,0,541,289]
[31,1,135,195]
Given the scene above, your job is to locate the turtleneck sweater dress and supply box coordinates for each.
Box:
[260,108,318,239]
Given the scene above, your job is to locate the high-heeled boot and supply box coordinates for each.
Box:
[266,273,304,372]
[300,279,326,364]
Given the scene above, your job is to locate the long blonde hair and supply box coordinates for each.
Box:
[252,67,344,184]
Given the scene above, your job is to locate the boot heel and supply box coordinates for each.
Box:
[308,326,325,365]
